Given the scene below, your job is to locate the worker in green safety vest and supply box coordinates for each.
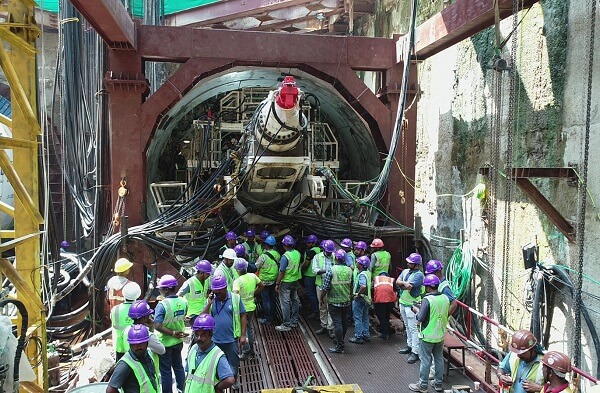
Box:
[275,235,302,332]
[184,314,235,393]
[319,249,353,354]
[215,248,237,291]
[110,282,141,361]
[349,256,372,344]
[408,274,450,393]
[218,231,238,260]
[107,324,160,393]
[256,235,280,324]
[178,259,213,327]
[369,238,391,277]
[301,234,321,319]
[497,330,544,393]
[313,240,336,338]
[241,229,258,270]
[396,252,425,364]
[154,274,188,393]
[232,257,264,360]
[425,260,458,314]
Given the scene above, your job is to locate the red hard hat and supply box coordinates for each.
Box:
[370,238,384,248]
[542,351,572,374]
[509,330,537,354]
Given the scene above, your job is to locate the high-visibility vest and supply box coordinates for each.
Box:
[303,247,321,278]
[373,275,397,303]
[110,302,133,353]
[398,269,425,306]
[314,253,333,287]
[108,278,130,310]
[371,250,391,277]
[215,263,235,291]
[157,297,187,347]
[503,353,543,393]
[233,273,260,312]
[258,250,280,282]
[184,344,225,393]
[419,294,449,343]
[209,293,242,338]
[353,270,372,304]
[184,276,210,316]
[119,352,159,393]
[439,279,451,296]
[281,250,301,283]
[327,265,352,304]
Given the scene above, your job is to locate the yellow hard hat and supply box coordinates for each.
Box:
[114,257,133,273]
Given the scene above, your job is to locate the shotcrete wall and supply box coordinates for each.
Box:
[359,0,600,379]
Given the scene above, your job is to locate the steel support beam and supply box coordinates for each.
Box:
[511,167,576,179]
[69,0,136,48]
[414,0,539,59]
[138,25,395,70]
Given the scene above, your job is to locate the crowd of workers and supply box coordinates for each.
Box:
[104,230,576,393]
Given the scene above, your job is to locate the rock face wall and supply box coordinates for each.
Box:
[358,0,600,378]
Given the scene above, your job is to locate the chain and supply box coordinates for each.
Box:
[574,0,596,368]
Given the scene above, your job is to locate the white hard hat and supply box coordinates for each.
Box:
[122,282,141,301]
[223,248,237,260]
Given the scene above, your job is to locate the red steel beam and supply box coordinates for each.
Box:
[137,25,395,70]
[165,0,317,27]
[414,0,539,59]
[69,0,136,48]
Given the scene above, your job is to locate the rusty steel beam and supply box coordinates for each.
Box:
[69,0,136,48]
[515,178,575,242]
[511,167,576,179]
[414,0,539,59]
[137,25,395,70]
[166,0,317,27]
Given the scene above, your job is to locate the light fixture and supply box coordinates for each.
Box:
[183,140,191,144]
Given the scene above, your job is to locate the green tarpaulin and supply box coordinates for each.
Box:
[36,0,218,16]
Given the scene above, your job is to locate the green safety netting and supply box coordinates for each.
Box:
[36,0,218,16]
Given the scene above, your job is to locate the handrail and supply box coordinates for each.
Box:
[454,300,599,384]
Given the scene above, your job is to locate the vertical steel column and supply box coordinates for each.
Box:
[0,0,47,389]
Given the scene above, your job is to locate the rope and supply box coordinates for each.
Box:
[574,0,596,368]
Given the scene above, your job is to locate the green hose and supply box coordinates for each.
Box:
[446,244,472,300]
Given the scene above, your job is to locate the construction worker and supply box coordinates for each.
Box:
[60,240,70,253]
[319,249,353,354]
[184,314,235,393]
[353,241,368,259]
[275,235,302,332]
[107,324,160,393]
[408,274,450,393]
[256,230,270,257]
[232,257,264,360]
[256,235,280,324]
[497,329,544,393]
[154,274,188,393]
[313,239,336,338]
[370,238,391,277]
[126,300,166,359]
[107,257,133,310]
[302,234,320,319]
[373,272,397,340]
[242,229,258,270]
[540,351,572,393]
[110,282,141,360]
[397,252,425,364]
[178,259,213,327]
[349,256,372,344]
[218,231,238,259]
[215,248,237,291]
[425,260,458,314]
[340,238,355,267]
[202,274,247,391]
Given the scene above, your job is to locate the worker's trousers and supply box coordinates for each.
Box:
[399,304,420,355]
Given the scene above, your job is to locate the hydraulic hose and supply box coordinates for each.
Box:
[0,299,28,389]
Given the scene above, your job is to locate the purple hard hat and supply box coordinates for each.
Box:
[306,234,318,244]
[211,274,228,290]
[225,231,237,241]
[259,230,270,240]
[265,235,277,246]
[322,240,336,253]
[196,259,212,274]
[340,238,353,248]
[193,314,215,331]
[357,256,370,269]
[334,249,346,260]
[157,274,178,288]
[60,240,70,248]
[406,253,422,265]
[282,235,295,246]
[234,244,246,257]
[234,258,248,271]
[127,324,150,344]
[245,229,256,238]
[128,300,154,319]
[424,274,441,287]
[425,260,444,274]
[354,241,367,251]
